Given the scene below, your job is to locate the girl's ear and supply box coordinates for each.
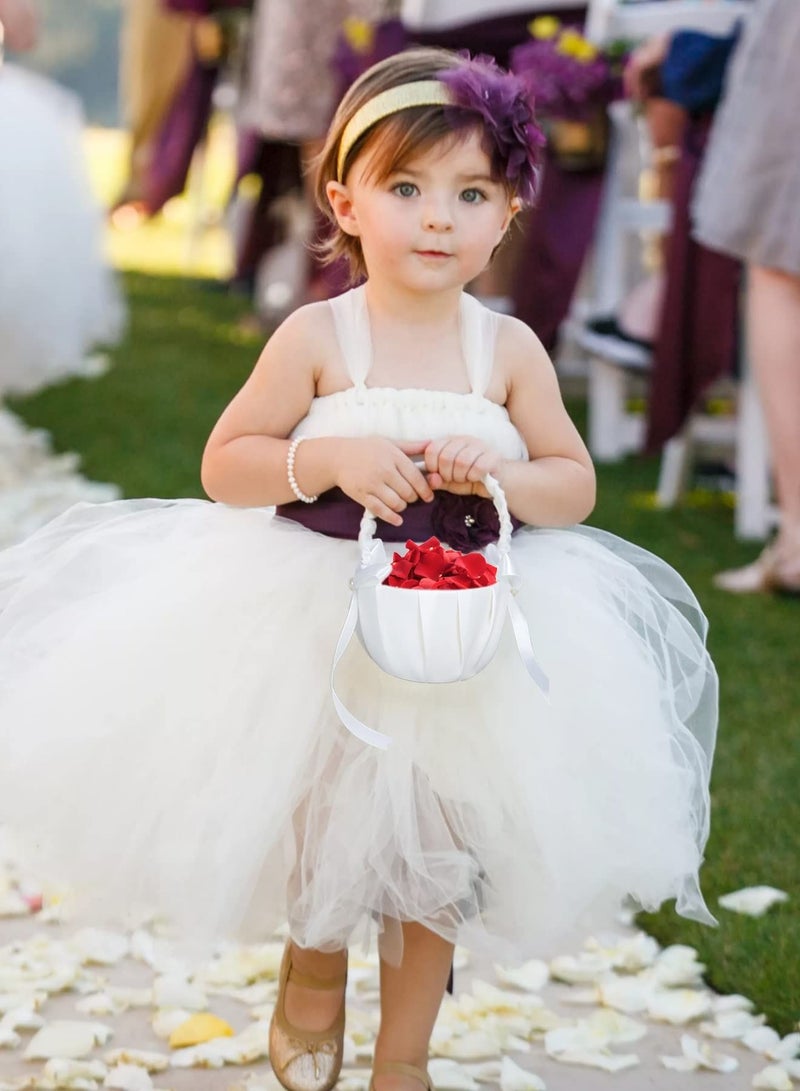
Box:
[494,196,522,248]
[500,196,523,236]
[326,181,360,237]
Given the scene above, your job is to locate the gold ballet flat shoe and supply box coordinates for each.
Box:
[269,942,347,1091]
[370,1061,436,1091]
[713,543,800,595]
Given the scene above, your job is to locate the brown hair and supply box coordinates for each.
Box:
[313,48,514,281]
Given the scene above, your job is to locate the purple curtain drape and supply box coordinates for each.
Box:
[645,116,741,452]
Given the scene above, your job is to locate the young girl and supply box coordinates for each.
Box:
[0,48,716,1091]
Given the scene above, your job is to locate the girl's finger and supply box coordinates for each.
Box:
[390,468,421,505]
[466,453,493,482]
[397,439,430,457]
[438,439,471,482]
[377,484,408,514]
[453,447,483,484]
[399,460,434,502]
[365,494,403,527]
[423,438,446,476]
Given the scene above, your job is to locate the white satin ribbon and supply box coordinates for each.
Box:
[330,595,393,750]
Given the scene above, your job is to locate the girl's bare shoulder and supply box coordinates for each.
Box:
[493,312,558,393]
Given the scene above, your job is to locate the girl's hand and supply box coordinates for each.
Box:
[334,437,434,526]
[423,436,503,497]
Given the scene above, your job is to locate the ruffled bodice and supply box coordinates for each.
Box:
[290,287,528,462]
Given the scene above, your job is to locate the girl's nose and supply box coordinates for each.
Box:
[423,201,454,232]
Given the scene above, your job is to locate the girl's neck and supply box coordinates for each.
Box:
[362,279,463,331]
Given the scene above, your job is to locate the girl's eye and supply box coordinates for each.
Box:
[460,188,486,204]
[393,182,418,198]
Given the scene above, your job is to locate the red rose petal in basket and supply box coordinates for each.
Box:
[385,537,497,590]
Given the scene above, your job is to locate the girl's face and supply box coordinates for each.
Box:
[328,129,520,295]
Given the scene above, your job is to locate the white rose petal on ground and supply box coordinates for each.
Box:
[0,1006,44,1031]
[151,975,207,1011]
[128,931,185,977]
[197,943,284,989]
[431,1029,502,1060]
[470,981,543,1015]
[463,1061,503,1084]
[718,887,789,917]
[544,1023,640,1070]
[584,933,660,973]
[494,961,549,992]
[0,1026,20,1048]
[585,1010,647,1044]
[0,889,30,918]
[0,990,47,1014]
[713,994,757,1013]
[651,946,706,987]
[102,1064,154,1091]
[700,1009,767,1039]
[498,1055,546,1091]
[337,1076,370,1091]
[661,1034,739,1073]
[549,954,612,985]
[427,1059,481,1090]
[75,994,125,1018]
[69,930,129,967]
[25,1020,113,1060]
[595,977,654,1014]
[646,988,712,1024]
[743,1028,800,1062]
[151,1008,192,1039]
[103,1050,169,1072]
[752,1065,794,1090]
[43,1058,108,1085]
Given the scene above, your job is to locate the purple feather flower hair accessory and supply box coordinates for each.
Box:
[437,54,545,206]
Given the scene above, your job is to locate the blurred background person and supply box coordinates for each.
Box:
[692,0,800,594]
[0,0,37,50]
[233,0,384,324]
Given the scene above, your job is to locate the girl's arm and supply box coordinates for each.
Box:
[201,305,432,522]
[497,317,596,527]
[423,317,595,527]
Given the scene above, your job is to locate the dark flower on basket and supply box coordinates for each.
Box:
[437,54,545,206]
[384,537,497,590]
[431,491,504,553]
[510,18,625,121]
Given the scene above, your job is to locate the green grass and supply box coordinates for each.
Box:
[10,272,800,1034]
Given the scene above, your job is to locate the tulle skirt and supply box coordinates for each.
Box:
[0,65,124,396]
[0,500,717,961]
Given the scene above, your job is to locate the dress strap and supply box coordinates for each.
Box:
[328,285,372,389]
[459,292,499,398]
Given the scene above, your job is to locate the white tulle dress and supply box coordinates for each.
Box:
[0,288,717,961]
[0,62,124,397]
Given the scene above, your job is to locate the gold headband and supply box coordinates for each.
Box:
[336,80,453,181]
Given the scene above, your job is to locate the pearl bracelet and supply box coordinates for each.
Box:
[286,436,318,504]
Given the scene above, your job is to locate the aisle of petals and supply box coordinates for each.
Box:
[0,844,796,1091]
[0,401,118,549]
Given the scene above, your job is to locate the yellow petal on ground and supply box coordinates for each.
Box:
[169,1012,235,1049]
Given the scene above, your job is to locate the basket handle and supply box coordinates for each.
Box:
[358,472,512,564]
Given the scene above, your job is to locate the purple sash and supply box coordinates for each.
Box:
[277,489,521,551]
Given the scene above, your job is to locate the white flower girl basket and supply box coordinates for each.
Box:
[331,475,550,749]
